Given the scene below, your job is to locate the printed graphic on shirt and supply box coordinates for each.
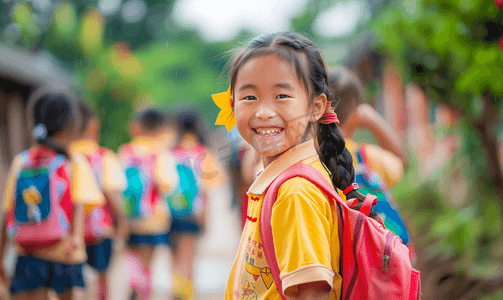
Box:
[235,234,274,299]
[240,279,258,300]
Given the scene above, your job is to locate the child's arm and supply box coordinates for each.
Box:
[345,104,408,167]
[69,203,85,256]
[104,191,128,239]
[287,282,330,300]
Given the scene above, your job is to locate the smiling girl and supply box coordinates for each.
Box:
[213,32,375,300]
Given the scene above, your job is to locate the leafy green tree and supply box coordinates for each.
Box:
[0,0,234,151]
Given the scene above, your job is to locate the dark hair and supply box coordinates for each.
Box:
[31,93,76,157]
[77,100,96,136]
[176,110,206,145]
[327,66,365,125]
[228,31,375,216]
[134,108,167,132]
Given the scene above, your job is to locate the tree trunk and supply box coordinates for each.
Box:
[473,93,503,202]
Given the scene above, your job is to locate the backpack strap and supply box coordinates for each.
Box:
[260,163,351,299]
[359,194,377,217]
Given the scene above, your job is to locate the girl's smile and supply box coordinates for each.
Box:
[253,127,284,139]
[233,54,313,166]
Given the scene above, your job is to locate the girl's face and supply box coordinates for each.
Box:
[234,54,320,166]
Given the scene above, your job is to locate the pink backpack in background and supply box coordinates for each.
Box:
[6,146,74,253]
[260,163,421,300]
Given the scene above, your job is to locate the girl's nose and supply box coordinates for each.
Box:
[255,107,276,120]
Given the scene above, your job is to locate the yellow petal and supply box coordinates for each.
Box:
[215,106,236,132]
[211,86,232,110]
[212,86,235,131]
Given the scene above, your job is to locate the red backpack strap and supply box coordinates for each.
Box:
[359,194,377,217]
[260,163,350,299]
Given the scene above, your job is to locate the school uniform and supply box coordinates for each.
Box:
[70,140,127,272]
[3,145,104,294]
[225,139,342,300]
[118,137,177,245]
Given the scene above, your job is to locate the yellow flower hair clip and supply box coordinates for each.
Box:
[212,86,235,132]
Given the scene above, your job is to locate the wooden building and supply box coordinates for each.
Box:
[0,45,71,198]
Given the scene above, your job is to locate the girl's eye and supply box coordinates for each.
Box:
[276,94,290,99]
[243,96,257,100]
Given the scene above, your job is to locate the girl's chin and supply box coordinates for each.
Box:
[253,141,290,158]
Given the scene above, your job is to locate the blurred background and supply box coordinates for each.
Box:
[0,0,503,299]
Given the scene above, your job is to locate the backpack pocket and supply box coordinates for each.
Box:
[166,163,199,219]
[15,168,51,224]
[123,165,145,218]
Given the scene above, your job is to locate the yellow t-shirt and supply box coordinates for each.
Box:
[225,140,342,300]
[69,140,127,193]
[2,146,104,264]
[118,137,177,235]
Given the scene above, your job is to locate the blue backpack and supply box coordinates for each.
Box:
[166,161,200,220]
[354,145,412,245]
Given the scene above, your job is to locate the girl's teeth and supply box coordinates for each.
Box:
[256,129,281,136]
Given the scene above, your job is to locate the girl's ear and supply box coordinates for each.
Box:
[309,93,327,123]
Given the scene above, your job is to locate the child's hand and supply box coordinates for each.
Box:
[65,235,83,257]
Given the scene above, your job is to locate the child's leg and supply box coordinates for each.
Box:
[171,234,198,300]
[58,288,85,300]
[127,233,165,300]
[86,238,113,300]
[11,289,48,300]
[176,235,197,283]
[128,245,155,300]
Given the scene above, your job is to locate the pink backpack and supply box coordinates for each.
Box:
[260,163,421,300]
[6,146,74,253]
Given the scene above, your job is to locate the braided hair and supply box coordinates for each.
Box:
[228,31,374,215]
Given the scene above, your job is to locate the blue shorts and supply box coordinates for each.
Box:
[166,218,202,247]
[10,256,84,295]
[86,238,113,272]
[128,233,168,246]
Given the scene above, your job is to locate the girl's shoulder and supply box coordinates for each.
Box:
[275,158,333,207]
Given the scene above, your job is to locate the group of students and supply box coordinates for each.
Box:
[0,90,211,300]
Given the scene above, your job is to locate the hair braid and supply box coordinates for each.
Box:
[318,105,379,219]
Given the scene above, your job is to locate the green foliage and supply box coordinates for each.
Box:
[1,0,234,151]
[392,124,503,279]
[371,0,503,118]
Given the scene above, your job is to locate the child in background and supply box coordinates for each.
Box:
[69,101,128,300]
[119,108,177,300]
[166,110,219,300]
[217,31,380,300]
[0,92,104,300]
[327,66,414,251]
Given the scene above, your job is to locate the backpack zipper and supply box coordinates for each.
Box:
[383,232,393,272]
